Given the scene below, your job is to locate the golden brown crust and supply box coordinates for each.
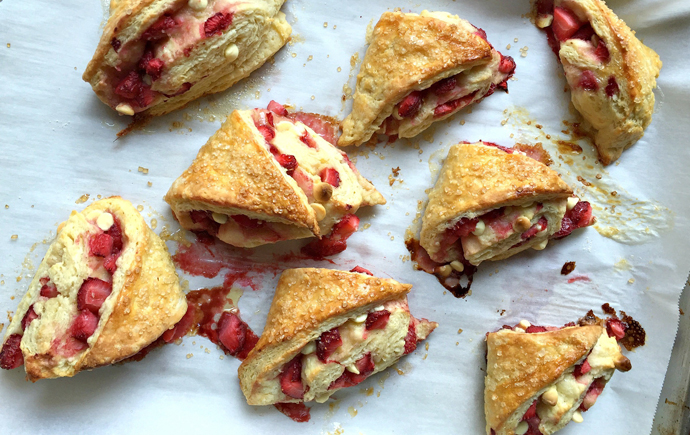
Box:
[338,11,492,146]
[164,110,319,234]
[485,325,603,433]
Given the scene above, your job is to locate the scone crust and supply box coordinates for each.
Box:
[420,142,572,255]
[164,110,320,235]
[484,325,603,434]
[338,11,492,146]
[238,268,412,404]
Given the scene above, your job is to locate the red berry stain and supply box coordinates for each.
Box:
[274,403,311,423]
[567,275,591,284]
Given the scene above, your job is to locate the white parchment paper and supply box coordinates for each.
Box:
[1,0,690,434]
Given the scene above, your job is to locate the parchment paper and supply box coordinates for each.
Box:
[1,0,690,434]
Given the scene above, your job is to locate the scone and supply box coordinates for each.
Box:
[238,267,437,405]
[165,101,385,254]
[338,10,516,146]
[83,0,291,117]
[0,197,187,381]
[533,0,662,164]
[485,319,632,435]
[420,142,594,269]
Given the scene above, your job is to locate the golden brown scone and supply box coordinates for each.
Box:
[420,142,594,267]
[165,102,385,249]
[0,197,187,381]
[485,320,631,435]
[238,268,437,405]
[338,10,515,147]
[533,0,662,164]
[83,0,291,117]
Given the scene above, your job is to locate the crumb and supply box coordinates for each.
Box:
[147,181,152,187]
[75,194,90,204]
[138,166,149,174]
[561,261,576,275]
[186,353,193,359]
[457,328,463,334]
[10,235,18,240]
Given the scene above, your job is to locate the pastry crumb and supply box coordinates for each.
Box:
[10,235,18,240]
[138,166,149,174]
[147,181,152,187]
[75,194,90,204]
[457,328,463,334]
[186,353,193,359]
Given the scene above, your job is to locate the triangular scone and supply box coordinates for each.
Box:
[238,268,437,405]
[165,102,385,249]
[533,0,661,164]
[420,142,594,266]
[0,197,187,381]
[485,321,631,435]
[83,0,291,117]
[338,10,515,146]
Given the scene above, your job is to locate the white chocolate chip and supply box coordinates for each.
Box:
[301,341,316,355]
[472,220,485,236]
[310,203,327,221]
[450,260,465,273]
[567,197,580,211]
[116,103,135,116]
[518,319,531,330]
[211,212,228,224]
[515,421,529,435]
[142,75,152,86]
[572,410,584,423]
[96,212,114,231]
[503,207,513,216]
[224,44,239,61]
[514,216,532,232]
[188,0,207,11]
[374,305,385,311]
[541,387,559,406]
[314,182,334,203]
[354,314,368,323]
[436,265,452,278]
[533,239,548,251]
[536,14,553,29]
[514,327,526,333]
[346,364,360,375]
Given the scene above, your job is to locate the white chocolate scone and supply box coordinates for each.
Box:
[83,0,291,117]
[0,197,187,381]
[420,142,594,267]
[534,0,662,164]
[338,10,515,147]
[165,102,385,248]
[238,268,437,406]
[485,322,631,435]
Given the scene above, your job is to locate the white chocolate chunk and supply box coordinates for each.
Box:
[533,239,548,251]
[374,305,385,311]
[518,319,531,330]
[96,212,114,231]
[541,387,559,406]
[188,0,207,11]
[515,421,529,435]
[224,44,239,61]
[116,103,134,116]
[301,341,316,355]
[310,203,326,221]
[514,216,532,232]
[354,314,368,323]
[314,182,334,202]
[211,212,228,224]
[572,410,584,423]
[536,14,553,28]
[436,265,452,278]
[450,260,464,273]
[346,364,360,375]
[567,197,580,211]
[472,220,485,236]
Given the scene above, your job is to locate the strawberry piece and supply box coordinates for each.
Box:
[301,214,359,258]
[217,312,247,355]
[111,37,121,52]
[328,353,375,390]
[580,378,605,411]
[525,325,548,333]
[536,0,554,15]
[474,27,488,41]
[40,282,58,298]
[77,278,113,313]
[106,218,124,253]
[606,318,627,340]
[579,70,598,90]
[553,201,593,238]
[267,100,289,116]
[483,142,514,154]
[498,54,516,75]
[452,217,479,238]
[279,356,305,399]
[275,153,298,173]
[403,321,418,355]
[291,168,314,199]
[365,310,390,331]
[521,216,548,240]
[204,12,233,38]
[103,254,119,274]
[163,304,196,343]
[354,352,375,375]
[316,327,342,363]
[433,91,477,118]
[190,210,211,224]
[552,7,583,41]
[265,112,275,128]
[21,306,38,331]
[397,91,423,118]
[135,84,157,108]
[90,233,114,257]
[274,403,311,422]
[570,24,595,41]
[71,310,99,342]
[257,124,275,142]
[522,401,537,420]
[299,130,318,149]
[232,215,265,228]
[574,359,591,377]
[594,39,610,62]
[350,266,373,275]
[142,15,177,41]
[0,334,23,370]
[432,77,457,96]
[139,50,165,81]
[319,168,340,188]
[605,76,619,97]
[289,112,340,146]
[114,71,142,100]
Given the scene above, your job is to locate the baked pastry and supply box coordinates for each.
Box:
[485,318,632,435]
[0,197,187,380]
[165,101,385,254]
[238,267,437,405]
[83,0,291,117]
[338,10,515,147]
[420,142,594,270]
[533,0,662,164]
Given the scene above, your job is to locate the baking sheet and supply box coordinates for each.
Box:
[1,0,690,434]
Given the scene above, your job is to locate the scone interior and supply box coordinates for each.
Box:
[175,102,385,248]
[489,321,631,435]
[88,0,286,115]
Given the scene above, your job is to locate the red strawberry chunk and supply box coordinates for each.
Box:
[114,71,142,100]
[163,304,196,343]
[40,282,58,298]
[299,130,318,149]
[474,28,488,41]
[274,403,311,422]
[432,77,457,95]
[350,266,373,275]
[606,318,627,340]
[525,325,547,333]
[328,353,375,390]
[570,24,595,41]
[107,218,124,253]
[574,359,591,377]
[140,51,165,81]
[536,0,554,15]
[90,233,114,257]
[397,91,423,118]
[190,210,211,224]
[552,7,583,41]
[579,70,599,91]
[275,153,298,173]
[267,100,289,116]
[266,112,275,127]
[403,321,418,355]
[452,217,479,238]
[605,76,619,97]
[142,15,177,41]
[280,356,305,399]
[521,216,548,240]
[103,254,119,274]
[301,214,360,258]
[316,327,342,363]
[204,12,233,38]
[553,201,593,239]
[580,378,605,411]
[522,401,537,420]
[483,142,514,154]
[365,310,390,331]
[319,168,340,188]
[434,91,477,118]
[0,334,23,370]
[21,306,39,331]
[257,124,275,142]
[289,112,340,146]
[77,278,113,313]
[232,215,265,228]
[499,54,517,75]
[594,39,610,62]
[217,312,247,355]
[71,310,99,342]
[111,37,121,52]
[135,84,157,108]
